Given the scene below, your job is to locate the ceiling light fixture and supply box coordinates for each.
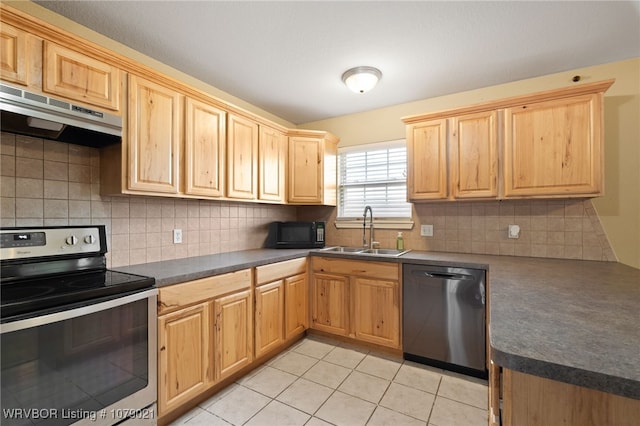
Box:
[341,66,382,94]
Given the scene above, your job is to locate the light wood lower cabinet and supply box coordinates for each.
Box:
[157,269,251,417]
[500,368,640,426]
[213,289,253,381]
[254,280,284,358]
[352,277,400,348]
[311,273,350,336]
[158,302,212,415]
[284,273,308,339]
[310,257,400,349]
[254,258,308,358]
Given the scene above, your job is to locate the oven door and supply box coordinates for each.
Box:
[1,289,157,426]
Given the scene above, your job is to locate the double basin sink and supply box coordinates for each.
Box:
[320,246,411,258]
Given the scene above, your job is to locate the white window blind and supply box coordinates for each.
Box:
[338,140,412,219]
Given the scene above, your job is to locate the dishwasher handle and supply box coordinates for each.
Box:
[413,271,473,280]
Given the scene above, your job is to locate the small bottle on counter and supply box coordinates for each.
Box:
[396,232,404,250]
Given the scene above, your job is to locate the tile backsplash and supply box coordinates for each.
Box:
[302,197,617,263]
[2,132,616,267]
[0,132,296,267]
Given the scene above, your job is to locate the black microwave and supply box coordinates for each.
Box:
[266,221,325,249]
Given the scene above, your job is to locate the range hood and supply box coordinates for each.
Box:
[0,83,122,147]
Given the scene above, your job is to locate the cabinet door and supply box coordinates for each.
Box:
[227,113,258,199]
[284,273,308,339]
[407,119,448,200]
[450,111,498,199]
[288,136,322,203]
[254,280,284,358]
[352,277,400,349]
[0,22,28,85]
[311,273,349,336]
[158,302,213,415]
[213,289,253,381]
[503,94,603,197]
[43,41,120,111]
[259,126,287,202]
[184,98,226,197]
[128,75,182,194]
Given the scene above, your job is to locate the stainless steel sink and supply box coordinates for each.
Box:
[321,246,366,253]
[360,248,411,257]
[320,246,411,257]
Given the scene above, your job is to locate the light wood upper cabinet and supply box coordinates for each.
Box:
[259,126,287,203]
[407,114,497,201]
[158,301,213,416]
[0,22,28,85]
[184,97,226,197]
[451,110,498,199]
[254,280,284,358]
[227,113,258,199]
[403,80,614,201]
[1,6,340,205]
[406,119,448,200]
[128,74,182,194]
[43,41,120,111]
[503,94,603,198]
[288,131,339,205]
[213,289,253,381]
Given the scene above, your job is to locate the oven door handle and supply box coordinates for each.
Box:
[0,288,158,334]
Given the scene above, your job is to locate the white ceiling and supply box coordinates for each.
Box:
[34,1,640,125]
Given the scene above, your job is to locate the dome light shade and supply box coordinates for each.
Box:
[342,66,382,93]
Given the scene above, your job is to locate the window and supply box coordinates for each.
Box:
[337,140,412,225]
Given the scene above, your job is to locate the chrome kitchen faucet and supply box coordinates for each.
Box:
[362,205,376,249]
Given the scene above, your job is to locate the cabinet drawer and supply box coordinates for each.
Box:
[311,257,399,281]
[158,269,251,315]
[255,258,307,285]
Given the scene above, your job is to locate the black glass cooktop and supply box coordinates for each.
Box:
[0,269,155,319]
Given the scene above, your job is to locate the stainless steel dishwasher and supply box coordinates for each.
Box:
[403,264,487,378]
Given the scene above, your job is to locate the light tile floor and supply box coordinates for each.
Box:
[169,336,488,426]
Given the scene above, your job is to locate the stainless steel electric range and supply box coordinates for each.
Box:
[0,226,158,426]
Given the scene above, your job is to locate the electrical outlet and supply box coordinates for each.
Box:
[508,225,520,239]
[173,229,183,244]
[421,224,434,237]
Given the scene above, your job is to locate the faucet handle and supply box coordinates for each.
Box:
[371,241,381,249]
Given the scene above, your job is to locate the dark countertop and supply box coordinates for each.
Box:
[400,251,640,399]
[115,248,640,399]
[114,248,312,286]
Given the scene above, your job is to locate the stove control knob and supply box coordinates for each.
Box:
[84,235,96,245]
[65,235,78,246]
